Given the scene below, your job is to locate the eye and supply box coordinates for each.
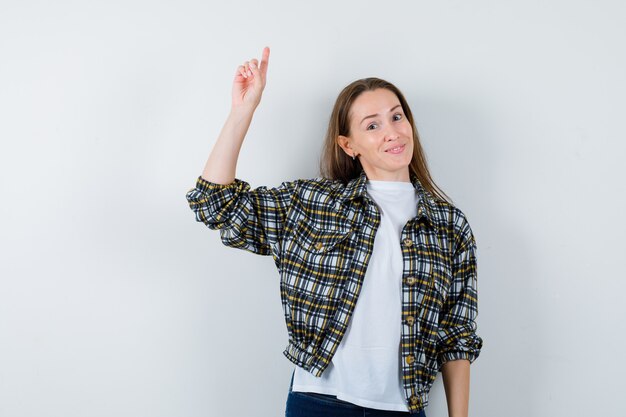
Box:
[366,123,378,130]
[393,113,403,121]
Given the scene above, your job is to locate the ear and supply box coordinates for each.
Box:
[336,135,354,158]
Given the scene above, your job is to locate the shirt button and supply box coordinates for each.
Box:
[405,276,417,286]
[405,316,415,326]
[405,354,415,365]
[402,238,413,247]
[410,395,420,406]
[314,242,323,251]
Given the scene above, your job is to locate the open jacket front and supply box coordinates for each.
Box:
[185,169,483,414]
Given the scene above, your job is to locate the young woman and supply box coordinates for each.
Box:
[186,47,483,417]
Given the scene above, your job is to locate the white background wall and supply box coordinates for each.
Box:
[1,1,624,416]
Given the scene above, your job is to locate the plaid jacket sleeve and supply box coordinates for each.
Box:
[436,213,483,368]
[185,175,297,257]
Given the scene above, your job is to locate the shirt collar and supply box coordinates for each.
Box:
[338,169,440,231]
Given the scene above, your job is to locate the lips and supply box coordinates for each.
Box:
[385,144,405,154]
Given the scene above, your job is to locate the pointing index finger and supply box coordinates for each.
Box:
[259,46,270,76]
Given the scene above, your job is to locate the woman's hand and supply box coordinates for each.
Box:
[201,47,270,184]
[231,46,270,112]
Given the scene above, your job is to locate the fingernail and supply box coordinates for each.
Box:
[250,62,256,69]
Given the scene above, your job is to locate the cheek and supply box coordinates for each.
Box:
[401,122,413,136]
[361,136,380,152]
[405,139,415,158]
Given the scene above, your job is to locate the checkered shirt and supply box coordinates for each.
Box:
[185,169,483,413]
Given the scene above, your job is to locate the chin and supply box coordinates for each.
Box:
[397,160,412,169]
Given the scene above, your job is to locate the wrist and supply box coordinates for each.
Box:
[230,102,259,115]
[230,102,257,117]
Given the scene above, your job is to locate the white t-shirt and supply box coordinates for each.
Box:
[291,179,420,412]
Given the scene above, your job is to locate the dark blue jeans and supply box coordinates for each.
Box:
[285,370,427,417]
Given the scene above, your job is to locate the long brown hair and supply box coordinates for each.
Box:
[319,77,452,204]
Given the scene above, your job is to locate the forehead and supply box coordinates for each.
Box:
[350,88,401,118]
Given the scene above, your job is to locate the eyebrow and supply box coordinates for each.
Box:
[360,104,402,125]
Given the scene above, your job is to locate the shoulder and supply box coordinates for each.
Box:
[292,176,346,198]
[429,198,476,253]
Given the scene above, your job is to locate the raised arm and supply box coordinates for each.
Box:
[202,46,270,184]
[186,47,297,259]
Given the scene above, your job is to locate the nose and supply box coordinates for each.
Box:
[383,126,400,141]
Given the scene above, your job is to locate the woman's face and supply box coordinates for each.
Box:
[338,88,414,182]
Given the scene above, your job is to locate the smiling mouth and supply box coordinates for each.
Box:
[385,144,405,154]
